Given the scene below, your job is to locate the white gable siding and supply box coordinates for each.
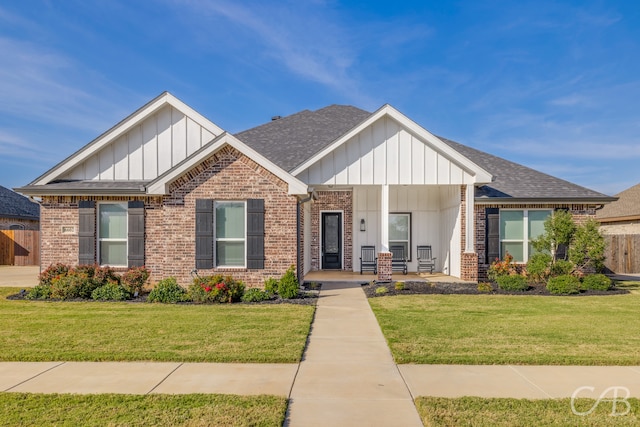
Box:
[296,116,475,186]
[61,105,220,181]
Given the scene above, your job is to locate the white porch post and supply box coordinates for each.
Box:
[465,184,475,252]
[380,184,389,251]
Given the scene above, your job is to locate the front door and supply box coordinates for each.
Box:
[322,212,342,270]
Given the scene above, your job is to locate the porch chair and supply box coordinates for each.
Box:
[390,245,408,275]
[417,245,437,274]
[360,245,377,274]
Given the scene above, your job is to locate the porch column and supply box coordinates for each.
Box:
[378,184,392,281]
[465,184,474,252]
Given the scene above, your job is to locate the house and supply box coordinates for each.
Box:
[15,92,615,286]
[596,183,640,274]
[0,185,39,230]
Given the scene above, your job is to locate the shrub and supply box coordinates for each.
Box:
[550,260,574,276]
[121,266,150,295]
[278,265,299,299]
[92,282,129,301]
[38,263,70,286]
[49,271,97,300]
[25,285,51,300]
[93,266,121,287]
[570,219,606,273]
[526,253,552,283]
[547,275,581,295]
[488,253,518,281]
[477,282,493,293]
[264,277,279,296]
[582,274,611,291]
[496,274,528,291]
[241,288,271,302]
[394,282,405,291]
[188,275,245,303]
[375,286,388,295]
[148,277,189,303]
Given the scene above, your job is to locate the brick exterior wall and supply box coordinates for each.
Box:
[475,203,600,281]
[39,146,299,288]
[310,190,353,271]
[0,218,39,230]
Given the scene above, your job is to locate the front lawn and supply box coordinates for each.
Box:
[0,288,314,363]
[369,293,640,365]
[416,396,640,426]
[0,393,285,427]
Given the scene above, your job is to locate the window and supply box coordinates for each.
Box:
[389,213,411,260]
[98,203,127,266]
[500,209,550,262]
[215,201,246,267]
[9,224,25,230]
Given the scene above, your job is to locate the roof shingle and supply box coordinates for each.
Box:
[0,185,39,220]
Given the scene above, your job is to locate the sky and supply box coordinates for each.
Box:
[1,0,639,196]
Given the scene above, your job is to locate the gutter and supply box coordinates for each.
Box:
[475,197,618,205]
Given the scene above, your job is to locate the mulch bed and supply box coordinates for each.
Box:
[361,281,629,297]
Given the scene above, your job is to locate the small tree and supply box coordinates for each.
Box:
[569,219,605,273]
[531,210,576,263]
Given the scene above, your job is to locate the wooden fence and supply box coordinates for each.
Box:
[604,234,640,274]
[0,230,40,266]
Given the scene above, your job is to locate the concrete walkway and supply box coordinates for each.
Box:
[285,282,423,427]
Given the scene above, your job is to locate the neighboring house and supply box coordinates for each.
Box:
[0,185,39,230]
[16,92,615,286]
[596,183,640,274]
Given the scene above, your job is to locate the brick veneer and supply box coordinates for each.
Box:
[377,251,392,282]
[309,190,353,271]
[474,203,600,281]
[39,146,299,288]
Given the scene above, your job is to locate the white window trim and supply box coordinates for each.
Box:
[97,202,128,267]
[214,200,247,268]
[389,212,411,261]
[499,209,551,262]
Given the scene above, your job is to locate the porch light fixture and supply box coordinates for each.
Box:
[360,218,366,232]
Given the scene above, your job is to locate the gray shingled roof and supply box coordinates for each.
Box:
[15,180,149,196]
[596,183,640,221]
[236,105,370,172]
[0,185,39,220]
[235,105,613,202]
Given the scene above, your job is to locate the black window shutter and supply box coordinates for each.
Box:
[485,208,500,264]
[195,199,214,269]
[246,199,265,269]
[78,201,96,265]
[128,201,145,268]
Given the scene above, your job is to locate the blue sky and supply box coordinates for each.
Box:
[1,1,639,196]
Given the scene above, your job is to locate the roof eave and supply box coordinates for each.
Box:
[14,186,148,197]
[475,196,617,205]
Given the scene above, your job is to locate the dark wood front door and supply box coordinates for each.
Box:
[322,212,342,270]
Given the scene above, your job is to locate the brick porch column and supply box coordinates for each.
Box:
[377,251,392,282]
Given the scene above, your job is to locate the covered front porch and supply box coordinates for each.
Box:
[302,269,475,284]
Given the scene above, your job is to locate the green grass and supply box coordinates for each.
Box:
[369,293,640,365]
[0,392,285,426]
[416,396,640,426]
[0,288,314,363]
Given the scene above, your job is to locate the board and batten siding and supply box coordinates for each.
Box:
[296,116,474,186]
[352,185,461,275]
[61,105,217,181]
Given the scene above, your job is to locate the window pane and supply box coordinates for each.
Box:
[528,210,550,240]
[99,204,127,239]
[100,241,127,266]
[501,211,523,240]
[389,214,409,241]
[216,202,245,238]
[324,214,339,253]
[216,241,245,266]
[389,242,408,259]
[501,242,524,263]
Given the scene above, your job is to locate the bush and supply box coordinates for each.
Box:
[477,282,493,293]
[264,277,279,296]
[148,277,189,303]
[547,275,581,295]
[38,263,70,286]
[488,253,518,281]
[550,260,574,276]
[93,266,120,287]
[92,282,129,301]
[121,266,150,295]
[394,281,405,290]
[25,285,51,300]
[241,288,271,302]
[278,265,299,299]
[526,253,552,283]
[49,270,100,300]
[582,274,611,291]
[188,275,245,303]
[375,286,388,295]
[496,275,528,291]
